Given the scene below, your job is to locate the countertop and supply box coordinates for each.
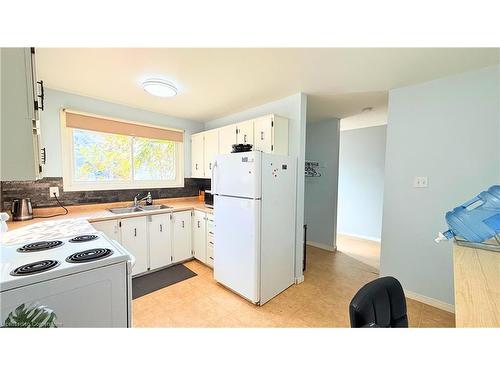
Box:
[453,243,500,327]
[1,197,213,245]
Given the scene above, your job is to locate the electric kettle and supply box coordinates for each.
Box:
[11,198,33,221]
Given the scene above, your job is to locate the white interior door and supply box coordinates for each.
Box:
[149,214,172,270]
[192,210,207,263]
[119,217,148,276]
[213,195,260,303]
[218,124,237,154]
[172,211,192,262]
[204,130,219,178]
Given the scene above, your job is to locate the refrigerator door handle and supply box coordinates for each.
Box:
[211,160,217,194]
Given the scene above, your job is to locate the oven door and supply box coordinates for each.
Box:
[0,262,129,328]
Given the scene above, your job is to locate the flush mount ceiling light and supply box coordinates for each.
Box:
[142,79,178,98]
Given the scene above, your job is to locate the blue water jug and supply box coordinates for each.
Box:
[437,185,500,244]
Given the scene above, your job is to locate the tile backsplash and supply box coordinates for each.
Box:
[1,177,211,211]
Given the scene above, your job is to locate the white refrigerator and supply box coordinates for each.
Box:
[213,151,297,305]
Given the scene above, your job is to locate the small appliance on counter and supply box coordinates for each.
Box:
[435,185,500,251]
[204,190,214,208]
[11,198,33,221]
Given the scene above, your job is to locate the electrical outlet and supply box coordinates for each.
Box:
[49,187,60,197]
[414,176,428,188]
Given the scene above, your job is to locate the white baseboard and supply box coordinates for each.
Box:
[404,289,455,313]
[338,232,381,243]
[306,241,336,252]
[295,275,305,284]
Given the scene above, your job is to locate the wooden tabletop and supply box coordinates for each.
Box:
[453,243,500,327]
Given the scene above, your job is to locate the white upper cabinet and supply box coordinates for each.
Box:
[149,214,173,270]
[190,114,288,177]
[203,130,219,178]
[236,120,254,145]
[191,133,204,178]
[218,124,237,154]
[1,48,44,180]
[253,115,288,155]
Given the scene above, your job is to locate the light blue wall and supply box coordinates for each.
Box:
[40,89,205,178]
[381,65,500,306]
[304,119,340,249]
[338,125,386,240]
[205,93,308,278]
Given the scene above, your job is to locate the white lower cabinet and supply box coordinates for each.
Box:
[172,211,192,263]
[91,220,121,242]
[193,210,207,263]
[91,209,213,276]
[149,213,172,270]
[120,216,148,276]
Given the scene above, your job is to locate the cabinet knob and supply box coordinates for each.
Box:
[160,224,163,232]
[209,162,212,170]
[261,131,264,140]
[244,134,247,143]
[195,163,198,170]
[197,220,200,228]
[182,220,185,228]
[134,228,137,237]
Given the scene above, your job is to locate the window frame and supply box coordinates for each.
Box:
[61,109,184,192]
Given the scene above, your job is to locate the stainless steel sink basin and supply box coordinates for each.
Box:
[107,204,172,214]
[138,204,172,211]
[108,207,143,214]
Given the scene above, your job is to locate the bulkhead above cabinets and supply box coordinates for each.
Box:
[190,114,288,179]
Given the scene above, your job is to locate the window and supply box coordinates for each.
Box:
[61,110,184,191]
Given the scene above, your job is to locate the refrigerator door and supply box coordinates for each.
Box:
[213,195,260,303]
[260,154,297,304]
[213,151,261,199]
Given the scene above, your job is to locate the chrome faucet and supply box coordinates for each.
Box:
[134,192,153,207]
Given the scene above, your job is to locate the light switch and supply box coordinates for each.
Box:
[414,176,428,188]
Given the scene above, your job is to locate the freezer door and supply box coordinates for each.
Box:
[213,151,261,199]
[213,195,260,303]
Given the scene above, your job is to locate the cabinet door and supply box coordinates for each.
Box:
[149,214,172,270]
[253,116,273,153]
[204,130,219,179]
[191,133,205,178]
[236,120,254,145]
[91,220,121,243]
[120,217,148,276]
[218,124,237,154]
[192,211,207,263]
[172,211,193,263]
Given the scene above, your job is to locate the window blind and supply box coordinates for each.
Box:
[64,110,184,143]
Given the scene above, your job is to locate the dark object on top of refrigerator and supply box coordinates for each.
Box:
[231,143,253,153]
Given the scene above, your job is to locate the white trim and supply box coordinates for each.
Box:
[337,232,381,243]
[295,275,305,284]
[404,289,455,313]
[306,241,336,252]
[60,109,184,192]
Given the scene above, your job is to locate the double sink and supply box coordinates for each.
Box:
[107,204,172,214]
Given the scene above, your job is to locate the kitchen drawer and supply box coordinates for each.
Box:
[207,240,214,268]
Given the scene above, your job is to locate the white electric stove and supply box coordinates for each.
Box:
[0,233,134,328]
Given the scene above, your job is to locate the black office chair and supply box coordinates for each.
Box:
[349,276,408,328]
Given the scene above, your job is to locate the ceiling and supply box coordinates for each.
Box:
[37,48,500,124]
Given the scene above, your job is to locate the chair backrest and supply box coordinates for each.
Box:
[349,276,408,328]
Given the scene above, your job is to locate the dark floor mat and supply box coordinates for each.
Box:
[132,264,197,299]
